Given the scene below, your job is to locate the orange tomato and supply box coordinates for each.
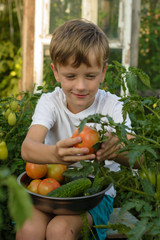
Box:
[27,179,42,194]
[72,125,100,154]
[46,164,67,183]
[37,178,60,195]
[26,162,47,179]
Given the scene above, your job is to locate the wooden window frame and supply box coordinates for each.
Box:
[22,0,140,91]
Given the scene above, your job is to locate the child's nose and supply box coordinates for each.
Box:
[76,78,86,90]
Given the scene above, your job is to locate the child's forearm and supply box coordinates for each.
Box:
[114,151,144,169]
[21,138,58,164]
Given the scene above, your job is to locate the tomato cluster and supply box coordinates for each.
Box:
[4,100,18,126]
[26,163,66,195]
[0,100,19,161]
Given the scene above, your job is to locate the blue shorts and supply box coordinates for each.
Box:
[89,195,114,240]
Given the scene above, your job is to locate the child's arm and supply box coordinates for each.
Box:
[96,132,143,168]
[21,125,95,164]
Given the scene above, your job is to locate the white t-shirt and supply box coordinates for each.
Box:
[31,87,132,198]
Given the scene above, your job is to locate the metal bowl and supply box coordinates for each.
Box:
[17,172,110,215]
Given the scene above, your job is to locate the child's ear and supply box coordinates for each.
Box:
[103,64,108,73]
[100,64,108,83]
[50,63,60,82]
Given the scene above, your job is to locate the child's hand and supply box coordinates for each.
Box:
[96,132,122,162]
[55,137,96,164]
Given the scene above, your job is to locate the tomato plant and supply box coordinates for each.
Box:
[72,125,100,154]
[27,179,42,194]
[0,77,56,239]
[26,163,47,179]
[37,178,60,195]
[46,164,67,183]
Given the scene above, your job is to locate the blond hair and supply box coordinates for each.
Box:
[50,19,110,69]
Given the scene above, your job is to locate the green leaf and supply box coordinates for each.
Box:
[78,113,104,133]
[92,141,101,152]
[128,145,157,168]
[127,219,148,240]
[119,200,145,215]
[141,178,155,197]
[63,162,95,179]
[126,72,137,94]
[7,176,33,230]
[137,70,151,88]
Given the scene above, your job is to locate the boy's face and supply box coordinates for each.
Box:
[51,53,107,114]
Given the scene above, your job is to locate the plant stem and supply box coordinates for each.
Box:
[116,182,147,196]
[140,136,160,147]
[144,104,160,120]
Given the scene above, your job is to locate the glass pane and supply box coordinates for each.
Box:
[98,0,119,39]
[43,46,55,83]
[49,0,82,34]
[109,48,122,64]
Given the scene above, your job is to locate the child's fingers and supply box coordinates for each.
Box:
[62,153,96,163]
[56,137,82,148]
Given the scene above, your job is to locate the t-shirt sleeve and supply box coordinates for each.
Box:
[31,93,56,130]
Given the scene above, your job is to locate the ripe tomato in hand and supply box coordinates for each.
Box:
[72,125,100,154]
[37,178,60,195]
[46,164,67,183]
[26,162,47,179]
[27,179,42,194]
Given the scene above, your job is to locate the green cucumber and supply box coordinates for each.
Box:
[47,177,92,198]
[84,176,111,196]
[84,168,112,196]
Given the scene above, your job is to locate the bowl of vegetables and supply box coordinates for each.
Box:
[17,162,111,215]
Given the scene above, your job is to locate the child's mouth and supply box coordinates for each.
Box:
[73,93,88,98]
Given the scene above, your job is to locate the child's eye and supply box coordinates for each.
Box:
[86,75,96,79]
[66,75,75,79]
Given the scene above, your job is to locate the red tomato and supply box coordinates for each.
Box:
[72,125,100,154]
[27,179,42,194]
[37,178,60,195]
[26,162,47,179]
[46,164,67,183]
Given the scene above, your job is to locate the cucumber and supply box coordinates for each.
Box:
[84,168,112,196]
[47,177,92,198]
[84,176,110,196]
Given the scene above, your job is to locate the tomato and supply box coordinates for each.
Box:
[10,100,18,111]
[46,164,67,183]
[72,125,100,154]
[8,112,16,126]
[10,71,16,76]
[5,108,11,119]
[26,162,47,179]
[27,179,42,194]
[37,178,60,195]
[0,141,8,160]
[148,170,156,186]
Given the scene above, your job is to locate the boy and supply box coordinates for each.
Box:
[16,19,139,240]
